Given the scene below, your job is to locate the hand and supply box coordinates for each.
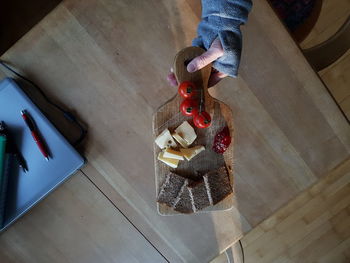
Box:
[167,38,228,88]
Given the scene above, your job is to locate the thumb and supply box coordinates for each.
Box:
[187,38,224,73]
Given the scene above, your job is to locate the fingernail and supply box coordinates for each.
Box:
[187,63,196,73]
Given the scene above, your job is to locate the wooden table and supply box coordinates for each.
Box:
[0,0,349,262]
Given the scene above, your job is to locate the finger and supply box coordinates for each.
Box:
[167,72,178,86]
[187,49,223,73]
[187,38,224,73]
[208,71,228,88]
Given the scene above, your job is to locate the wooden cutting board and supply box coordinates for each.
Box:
[153,47,234,215]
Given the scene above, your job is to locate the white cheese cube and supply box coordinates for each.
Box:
[180,145,205,161]
[172,133,189,148]
[174,121,197,146]
[155,129,177,149]
[157,151,179,168]
[163,148,184,160]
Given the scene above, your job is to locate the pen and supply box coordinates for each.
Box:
[0,121,28,172]
[21,110,50,161]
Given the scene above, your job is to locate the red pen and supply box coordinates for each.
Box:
[21,110,50,161]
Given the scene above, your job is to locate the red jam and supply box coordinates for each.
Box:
[213,126,231,154]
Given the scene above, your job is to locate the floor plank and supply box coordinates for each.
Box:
[300,0,350,120]
[320,50,350,120]
[241,158,350,263]
[300,0,350,49]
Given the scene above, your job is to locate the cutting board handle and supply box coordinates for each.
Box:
[173,47,213,110]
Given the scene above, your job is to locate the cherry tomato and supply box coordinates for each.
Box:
[193,111,211,128]
[178,81,196,99]
[180,99,199,116]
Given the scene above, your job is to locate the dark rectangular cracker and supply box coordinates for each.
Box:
[204,166,233,205]
[157,173,187,207]
[174,182,193,214]
[188,181,211,212]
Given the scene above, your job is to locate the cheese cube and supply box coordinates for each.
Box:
[158,151,179,168]
[163,148,184,160]
[172,133,189,148]
[155,129,177,149]
[174,121,197,146]
[180,145,205,161]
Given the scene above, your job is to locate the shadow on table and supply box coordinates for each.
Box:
[3,125,23,228]
[13,78,89,155]
[0,0,62,55]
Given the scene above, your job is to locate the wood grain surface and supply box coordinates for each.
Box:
[301,0,350,49]
[212,158,350,263]
[213,5,350,261]
[242,157,350,263]
[0,0,349,262]
[154,47,234,214]
[0,172,166,263]
[321,49,350,121]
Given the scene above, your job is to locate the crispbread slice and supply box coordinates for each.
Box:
[204,167,233,205]
[188,181,211,212]
[158,167,232,214]
[157,173,187,207]
[174,184,193,214]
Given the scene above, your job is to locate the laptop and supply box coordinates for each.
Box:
[0,78,85,232]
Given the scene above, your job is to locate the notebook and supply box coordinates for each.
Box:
[0,78,85,232]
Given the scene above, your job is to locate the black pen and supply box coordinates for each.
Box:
[0,121,28,173]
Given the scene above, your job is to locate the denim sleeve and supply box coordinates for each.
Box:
[192,0,252,77]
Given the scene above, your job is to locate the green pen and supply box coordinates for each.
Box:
[0,121,28,172]
[0,133,7,226]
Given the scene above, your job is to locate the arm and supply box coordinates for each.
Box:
[191,0,252,78]
[167,0,252,87]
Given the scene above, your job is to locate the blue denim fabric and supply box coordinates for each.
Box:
[193,0,252,77]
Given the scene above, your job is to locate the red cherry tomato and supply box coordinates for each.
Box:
[178,81,196,99]
[180,99,199,116]
[193,111,211,128]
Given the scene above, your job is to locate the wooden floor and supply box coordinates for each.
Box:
[212,1,350,262]
[300,0,350,49]
[302,0,350,120]
[241,158,350,263]
[321,51,350,120]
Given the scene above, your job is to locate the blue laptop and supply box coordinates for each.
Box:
[0,78,85,232]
